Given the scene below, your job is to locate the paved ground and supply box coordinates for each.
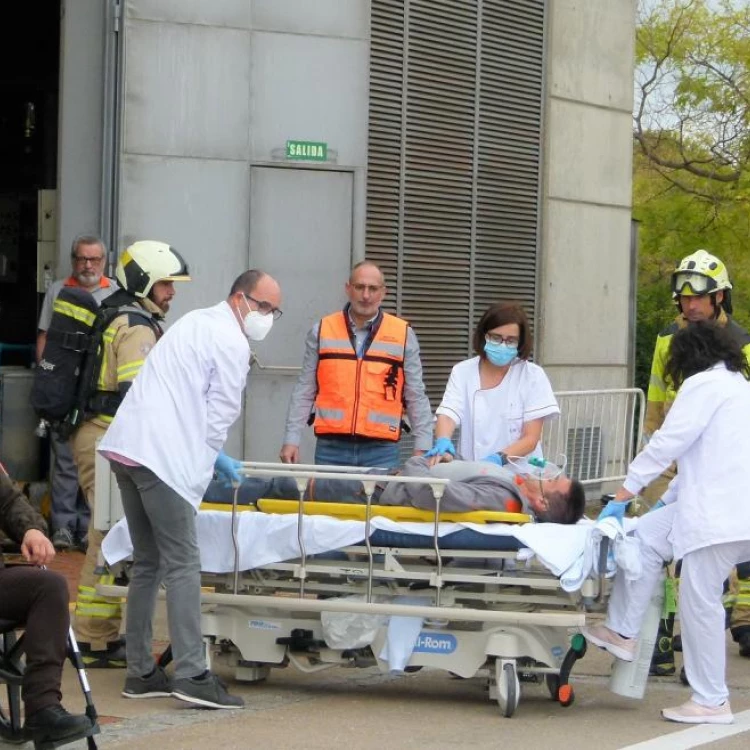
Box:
[3,549,750,750]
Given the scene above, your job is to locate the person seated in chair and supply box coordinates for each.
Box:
[0,466,92,743]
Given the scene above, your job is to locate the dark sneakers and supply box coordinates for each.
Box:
[78,639,127,669]
[122,666,173,699]
[172,672,245,709]
[51,528,74,551]
[24,704,92,743]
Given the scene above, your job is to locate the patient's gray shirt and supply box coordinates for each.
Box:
[377,456,526,514]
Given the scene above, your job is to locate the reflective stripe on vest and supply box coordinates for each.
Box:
[314,311,408,441]
[52,298,97,327]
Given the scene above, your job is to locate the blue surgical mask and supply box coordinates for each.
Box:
[484,341,517,367]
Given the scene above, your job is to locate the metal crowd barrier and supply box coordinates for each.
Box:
[543,388,644,487]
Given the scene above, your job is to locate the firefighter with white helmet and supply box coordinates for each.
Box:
[71,240,191,668]
[671,249,733,310]
[643,249,750,677]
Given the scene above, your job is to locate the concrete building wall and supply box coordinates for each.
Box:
[53,0,637,460]
[538,0,636,391]
[56,0,107,268]
[115,0,370,320]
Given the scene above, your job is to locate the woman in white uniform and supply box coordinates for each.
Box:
[584,320,750,725]
[425,302,559,464]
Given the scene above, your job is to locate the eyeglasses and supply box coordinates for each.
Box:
[73,255,104,266]
[485,333,519,346]
[243,294,283,320]
[351,283,384,294]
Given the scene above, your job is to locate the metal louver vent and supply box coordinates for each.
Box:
[367,0,545,407]
[567,426,603,482]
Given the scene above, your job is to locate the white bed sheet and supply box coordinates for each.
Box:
[102,511,640,592]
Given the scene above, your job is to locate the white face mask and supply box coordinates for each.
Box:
[242,305,274,341]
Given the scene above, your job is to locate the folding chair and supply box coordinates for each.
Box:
[0,618,100,749]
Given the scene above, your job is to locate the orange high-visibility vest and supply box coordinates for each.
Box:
[314,310,408,441]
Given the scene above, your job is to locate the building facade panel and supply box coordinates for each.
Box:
[250,31,370,167]
[126,0,252,29]
[548,0,637,111]
[118,154,250,317]
[251,0,370,39]
[123,20,251,160]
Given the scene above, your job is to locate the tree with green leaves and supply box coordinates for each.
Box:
[633,0,750,391]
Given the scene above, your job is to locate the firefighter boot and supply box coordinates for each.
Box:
[649,618,676,677]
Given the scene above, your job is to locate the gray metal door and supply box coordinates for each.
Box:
[245,167,353,462]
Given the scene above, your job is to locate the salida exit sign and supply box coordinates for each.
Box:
[286,140,328,161]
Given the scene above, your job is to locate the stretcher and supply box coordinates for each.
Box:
[99,462,616,718]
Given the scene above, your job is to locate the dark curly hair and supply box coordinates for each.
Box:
[472,302,533,360]
[665,320,750,392]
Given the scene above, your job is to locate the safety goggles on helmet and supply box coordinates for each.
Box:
[672,271,718,297]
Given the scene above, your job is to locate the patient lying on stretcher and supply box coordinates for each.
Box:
[204,456,586,525]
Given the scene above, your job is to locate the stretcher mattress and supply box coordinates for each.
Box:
[101,510,637,592]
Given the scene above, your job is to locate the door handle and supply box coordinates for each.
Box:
[250,354,301,374]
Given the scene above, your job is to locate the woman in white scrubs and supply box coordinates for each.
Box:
[583,320,750,725]
[425,302,559,464]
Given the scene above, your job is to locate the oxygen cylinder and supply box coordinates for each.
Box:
[609,573,666,699]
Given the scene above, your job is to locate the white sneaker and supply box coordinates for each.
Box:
[580,624,636,662]
[662,699,733,725]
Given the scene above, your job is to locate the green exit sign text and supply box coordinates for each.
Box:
[286,140,328,161]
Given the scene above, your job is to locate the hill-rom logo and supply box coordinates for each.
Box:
[413,632,457,654]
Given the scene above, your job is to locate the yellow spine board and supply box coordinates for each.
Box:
[254,498,530,525]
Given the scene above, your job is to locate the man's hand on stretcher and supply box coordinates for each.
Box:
[280,444,299,464]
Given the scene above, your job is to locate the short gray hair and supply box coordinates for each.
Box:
[70,234,106,259]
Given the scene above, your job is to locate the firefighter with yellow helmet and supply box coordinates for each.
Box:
[643,249,750,676]
[71,240,191,668]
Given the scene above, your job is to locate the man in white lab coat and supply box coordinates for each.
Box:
[98,269,282,710]
[583,321,750,725]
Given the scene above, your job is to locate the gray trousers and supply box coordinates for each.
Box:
[50,434,88,535]
[111,462,204,680]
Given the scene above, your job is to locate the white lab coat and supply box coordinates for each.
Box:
[435,356,559,461]
[98,301,250,508]
[623,363,750,559]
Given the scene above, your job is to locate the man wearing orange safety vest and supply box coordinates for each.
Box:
[280,261,432,469]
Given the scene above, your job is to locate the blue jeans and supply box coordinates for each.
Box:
[314,437,400,470]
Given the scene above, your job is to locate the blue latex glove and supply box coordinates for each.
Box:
[648,499,666,512]
[597,500,629,522]
[214,450,242,486]
[424,437,456,458]
[481,453,505,466]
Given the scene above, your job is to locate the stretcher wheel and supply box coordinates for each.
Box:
[545,674,559,700]
[494,661,520,718]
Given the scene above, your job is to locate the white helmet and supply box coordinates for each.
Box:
[116,240,191,298]
[671,249,732,298]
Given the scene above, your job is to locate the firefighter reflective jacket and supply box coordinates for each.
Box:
[89,295,165,427]
[313,310,408,441]
[645,310,750,437]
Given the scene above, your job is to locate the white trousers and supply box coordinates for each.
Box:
[606,503,750,707]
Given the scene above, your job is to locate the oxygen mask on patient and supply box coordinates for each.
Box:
[505,454,567,485]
